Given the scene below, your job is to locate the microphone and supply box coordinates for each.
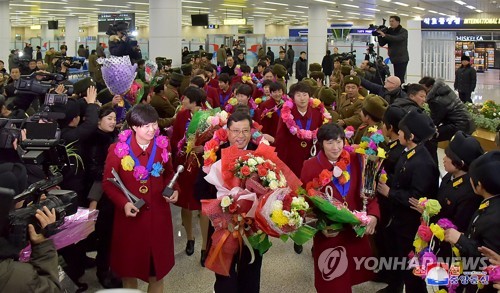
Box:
[162,165,184,198]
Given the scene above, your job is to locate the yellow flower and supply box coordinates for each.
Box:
[117,99,124,107]
[312,98,321,108]
[359,141,369,149]
[377,148,386,158]
[342,171,350,182]
[425,199,441,216]
[255,98,262,104]
[379,173,388,184]
[368,125,378,134]
[229,98,238,106]
[436,289,448,293]
[270,210,289,228]
[121,155,135,171]
[452,246,460,257]
[413,237,428,253]
[430,223,445,241]
[355,148,366,154]
[418,197,428,204]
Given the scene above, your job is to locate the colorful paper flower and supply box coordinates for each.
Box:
[118,129,132,142]
[151,162,163,177]
[161,148,169,163]
[436,218,457,230]
[424,199,441,217]
[417,224,433,242]
[413,237,428,253]
[121,155,135,171]
[155,135,169,149]
[115,142,130,158]
[430,223,445,241]
[133,165,149,181]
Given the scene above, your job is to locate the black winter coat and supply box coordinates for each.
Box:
[391,95,420,113]
[361,78,408,105]
[387,144,439,239]
[295,57,307,80]
[454,64,477,94]
[377,25,409,64]
[427,79,475,139]
[82,129,117,182]
[321,54,333,76]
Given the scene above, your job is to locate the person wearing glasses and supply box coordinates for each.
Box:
[360,74,407,105]
[196,111,263,292]
[102,104,178,293]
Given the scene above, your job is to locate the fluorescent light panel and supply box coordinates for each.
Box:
[413,6,425,10]
[255,7,276,10]
[465,5,475,9]
[286,10,305,13]
[314,0,336,3]
[367,8,380,11]
[263,1,289,6]
[394,2,409,6]
[454,0,466,5]
[341,3,359,8]
[220,3,246,8]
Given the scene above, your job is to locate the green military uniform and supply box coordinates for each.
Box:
[352,94,388,144]
[333,75,364,129]
[150,83,180,119]
[179,63,193,95]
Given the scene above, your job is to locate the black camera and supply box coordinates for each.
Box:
[7,173,77,248]
[0,119,24,149]
[338,50,357,66]
[106,21,129,36]
[14,72,73,96]
[369,18,388,36]
[55,57,82,70]
[367,43,376,56]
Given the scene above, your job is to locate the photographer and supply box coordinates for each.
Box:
[107,21,141,62]
[376,16,409,83]
[0,164,61,292]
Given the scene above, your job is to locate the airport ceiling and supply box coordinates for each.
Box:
[8,0,500,28]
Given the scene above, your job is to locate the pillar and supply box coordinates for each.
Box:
[406,20,422,83]
[253,17,265,35]
[308,4,327,66]
[0,0,10,69]
[229,25,238,35]
[41,23,54,42]
[149,0,182,66]
[65,16,79,56]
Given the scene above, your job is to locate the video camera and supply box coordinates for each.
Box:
[0,119,24,150]
[14,72,73,96]
[54,56,82,70]
[106,21,129,36]
[338,50,357,66]
[367,43,377,56]
[369,18,388,36]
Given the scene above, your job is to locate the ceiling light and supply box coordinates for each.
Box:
[220,3,245,8]
[382,0,391,2]
[95,4,129,7]
[386,11,398,14]
[476,9,483,12]
[347,12,360,15]
[182,0,203,3]
[394,2,409,6]
[438,12,446,15]
[67,6,96,10]
[314,0,336,3]
[367,8,380,11]
[400,13,409,16]
[286,10,305,13]
[183,5,209,9]
[465,5,476,9]
[255,7,276,10]
[295,5,308,8]
[9,4,36,6]
[428,10,438,13]
[25,0,67,3]
[263,1,288,6]
[454,0,466,4]
[341,3,359,8]
[327,9,341,12]
[413,6,425,10]
[127,2,149,5]
[281,13,296,16]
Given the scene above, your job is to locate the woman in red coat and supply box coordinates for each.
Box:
[102,104,178,292]
[170,86,206,259]
[256,81,285,138]
[275,81,328,177]
[301,123,379,293]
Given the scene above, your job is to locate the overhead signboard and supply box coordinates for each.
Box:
[223,18,246,25]
[422,17,500,30]
[98,13,135,33]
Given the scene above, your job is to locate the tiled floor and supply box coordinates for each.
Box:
[80,70,498,293]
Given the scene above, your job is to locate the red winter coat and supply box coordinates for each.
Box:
[204,84,219,109]
[256,98,283,138]
[301,151,380,293]
[102,135,175,281]
[170,109,202,210]
[274,105,324,177]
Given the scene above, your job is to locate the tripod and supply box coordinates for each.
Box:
[366,51,386,86]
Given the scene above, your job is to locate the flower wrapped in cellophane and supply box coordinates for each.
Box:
[19,208,98,262]
[201,143,303,275]
[345,125,387,211]
[306,187,371,238]
[254,187,316,245]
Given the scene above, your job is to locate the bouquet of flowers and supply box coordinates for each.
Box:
[345,125,387,211]
[254,187,316,245]
[306,187,371,238]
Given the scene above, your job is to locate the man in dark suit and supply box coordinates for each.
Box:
[376,110,439,293]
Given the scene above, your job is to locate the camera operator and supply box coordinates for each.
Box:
[375,16,409,83]
[107,21,141,62]
[0,164,61,293]
[50,52,69,77]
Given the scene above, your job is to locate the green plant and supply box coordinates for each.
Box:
[65,140,85,172]
[465,102,500,133]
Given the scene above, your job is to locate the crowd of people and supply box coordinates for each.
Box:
[0,14,499,293]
